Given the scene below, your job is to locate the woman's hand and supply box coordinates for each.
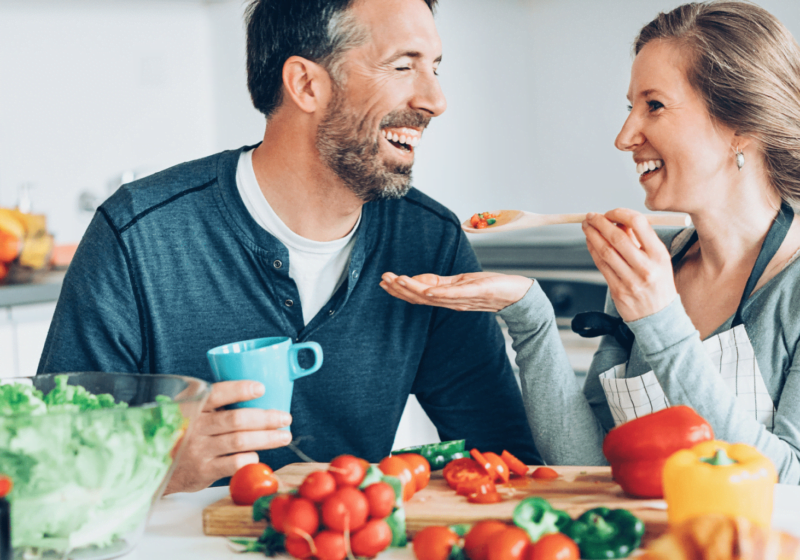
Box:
[379,271,533,312]
[583,208,678,322]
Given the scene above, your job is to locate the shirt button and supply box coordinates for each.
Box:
[284,299,294,307]
[351,270,359,279]
[273,260,283,269]
[328,309,335,317]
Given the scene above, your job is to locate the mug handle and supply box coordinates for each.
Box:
[288,342,324,381]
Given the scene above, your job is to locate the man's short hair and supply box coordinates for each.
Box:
[245,0,438,118]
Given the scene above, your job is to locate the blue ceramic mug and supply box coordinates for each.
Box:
[206,337,323,415]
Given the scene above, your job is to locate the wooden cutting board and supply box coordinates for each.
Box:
[202,464,669,546]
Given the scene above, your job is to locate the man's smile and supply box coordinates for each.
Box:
[381,127,420,155]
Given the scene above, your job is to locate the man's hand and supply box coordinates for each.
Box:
[380,271,533,312]
[164,380,293,494]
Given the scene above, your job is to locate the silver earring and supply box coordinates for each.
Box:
[736,148,745,170]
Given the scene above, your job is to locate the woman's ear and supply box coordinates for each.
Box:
[732,132,754,152]
[281,56,333,114]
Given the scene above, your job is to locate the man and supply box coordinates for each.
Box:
[39,0,539,493]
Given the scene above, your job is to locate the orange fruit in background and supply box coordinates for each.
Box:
[378,456,415,501]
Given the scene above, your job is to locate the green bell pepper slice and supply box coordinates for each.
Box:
[512,497,571,543]
[563,507,645,559]
[392,440,467,470]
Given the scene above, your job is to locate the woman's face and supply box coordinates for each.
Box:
[615,40,738,213]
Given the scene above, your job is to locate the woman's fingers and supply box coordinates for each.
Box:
[606,208,669,262]
[585,213,651,276]
[583,217,643,287]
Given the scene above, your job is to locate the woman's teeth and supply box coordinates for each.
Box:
[381,128,420,148]
[636,159,663,175]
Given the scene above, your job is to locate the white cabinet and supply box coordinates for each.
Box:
[0,302,56,379]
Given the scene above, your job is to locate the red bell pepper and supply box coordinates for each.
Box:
[602,405,714,498]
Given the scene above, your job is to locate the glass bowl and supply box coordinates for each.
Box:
[0,372,210,560]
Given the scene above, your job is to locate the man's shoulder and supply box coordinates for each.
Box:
[99,148,240,231]
[389,188,462,232]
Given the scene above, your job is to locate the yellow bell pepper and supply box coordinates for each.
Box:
[663,440,776,528]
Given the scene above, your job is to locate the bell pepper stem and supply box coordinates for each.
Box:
[588,513,617,539]
[700,448,737,466]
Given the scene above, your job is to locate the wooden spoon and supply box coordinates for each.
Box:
[462,210,690,234]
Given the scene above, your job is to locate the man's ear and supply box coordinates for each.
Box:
[282,56,332,114]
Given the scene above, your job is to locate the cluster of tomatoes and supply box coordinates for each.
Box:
[235,453,431,560]
[443,449,558,504]
[468,212,499,229]
[414,522,579,560]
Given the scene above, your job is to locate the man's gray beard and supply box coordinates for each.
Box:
[316,89,414,203]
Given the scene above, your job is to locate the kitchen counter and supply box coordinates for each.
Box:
[120,483,800,559]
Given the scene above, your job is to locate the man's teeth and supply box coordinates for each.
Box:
[636,160,664,175]
[381,128,420,147]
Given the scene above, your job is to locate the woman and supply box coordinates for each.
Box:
[380,1,800,483]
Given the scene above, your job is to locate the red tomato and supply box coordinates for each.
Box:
[486,527,531,560]
[269,494,294,533]
[470,214,481,228]
[483,452,510,484]
[363,481,396,519]
[328,455,367,487]
[378,456,415,501]
[531,467,559,480]
[0,477,12,499]
[285,536,313,559]
[350,519,393,557]
[321,486,369,532]
[397,453,431,491]
[299,470,337,503]
[464,521,509,560]
[470,449,496,479]
[229,463,278,506]
[443,458,489,490]
[456,476,496,497]
[467,490,503,504]
[283,497,320,539]
[313,531,347,560]
[525,533,580,560]
[412,526,459,560]
[501,451,529,477]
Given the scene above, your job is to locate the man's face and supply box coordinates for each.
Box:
[316,0,447,202]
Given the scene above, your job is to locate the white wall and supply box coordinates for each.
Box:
[0,0,798,243]
[0,0,217,244]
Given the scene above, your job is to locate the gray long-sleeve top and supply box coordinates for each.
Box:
[499,228,800,484]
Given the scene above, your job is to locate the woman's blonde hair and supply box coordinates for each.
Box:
[635,1,800,204]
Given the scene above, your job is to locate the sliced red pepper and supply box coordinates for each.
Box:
[483,452,510,484]
[443,458,488,490]
[501,450,529,477]
[531,467,559,480]
[456,476,496,496]
[470,449,495,478]
[467,491,503,504]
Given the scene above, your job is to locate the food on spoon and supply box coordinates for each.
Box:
[470,212,499,229]
[663,440,777,528]
[638,514,800,560]
[602,405,714,498]
[230,463,279,505]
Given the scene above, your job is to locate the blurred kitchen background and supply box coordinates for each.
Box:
[0,0,798,448]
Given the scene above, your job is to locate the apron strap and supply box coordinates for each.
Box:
[732,202,794,326]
